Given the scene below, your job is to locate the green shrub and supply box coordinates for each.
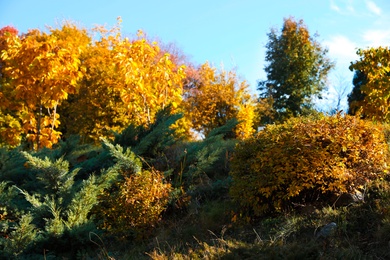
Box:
[230,114,390,217]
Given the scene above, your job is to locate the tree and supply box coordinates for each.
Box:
[258,17,334,122]
[331,74,350,114]
[113,30,186,126]
[347,70,367,116]
[183,62,256,138]
[1,23,90,149]
[349,47,390,121]
[0,26,22,147]
[60,24,187,142]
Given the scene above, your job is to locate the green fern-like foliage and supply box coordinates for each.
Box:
[160,118,238,210]
[22,152,79,198]
[0,148,29,187]
[2,149,120,258]
[114,107,183,158]
[101,138,142,174]
[0,109,244,256]
[0,213,38,258]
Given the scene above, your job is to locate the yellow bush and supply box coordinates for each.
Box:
[96,168,171,238]
[230,114,390,217]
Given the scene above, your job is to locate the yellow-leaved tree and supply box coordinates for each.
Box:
[183,62,256,138]
[61,20,187,142]
[59,21,127,140]
[349,47,390,121]
[0,26,23,147]
[113,30,186,126]
[1,23,90,149]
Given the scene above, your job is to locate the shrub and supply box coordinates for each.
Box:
[230,114,390,217]
[94,140,172,239]
[96,168,171,239]
[0,149,120,258]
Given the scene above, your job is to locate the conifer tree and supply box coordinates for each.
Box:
[347,70,367,116]
[4,150,120,257]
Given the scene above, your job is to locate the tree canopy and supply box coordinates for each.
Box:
[258,17,334,122]
[183,62,256,139]
[349,47,390,121]
[0,19,257,148]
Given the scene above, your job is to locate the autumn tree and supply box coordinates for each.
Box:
[1,23,90,149]
[0,26,22,147]
[258,17,334,122]
[60,21,187,142]
[349,47,390,121]
[59,22,127,141]
[113,30,186,126]
[183,62,256,138]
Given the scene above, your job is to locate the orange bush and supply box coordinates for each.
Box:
[96,168,171,238]
[230,114,390,217]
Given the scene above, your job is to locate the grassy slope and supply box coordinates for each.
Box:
[102,178,390,259]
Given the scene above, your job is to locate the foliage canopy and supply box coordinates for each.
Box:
[349,47,390,121]
[258,17,334,122]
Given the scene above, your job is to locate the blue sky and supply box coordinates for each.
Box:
[2,0,390,111]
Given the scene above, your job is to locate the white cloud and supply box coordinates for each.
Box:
[362,29,390,47]
[346,1,355,13]
[317,35,358,112]
[330,0,341,13]
[330,0,355,15]
[366,0,381,15]
[324,35,358,65]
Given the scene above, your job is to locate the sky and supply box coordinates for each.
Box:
[2,0,390,111]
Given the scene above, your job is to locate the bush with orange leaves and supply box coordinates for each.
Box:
[230,114,390,217]
[96,168,171,239]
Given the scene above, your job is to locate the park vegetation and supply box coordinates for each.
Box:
[1,16,390,259]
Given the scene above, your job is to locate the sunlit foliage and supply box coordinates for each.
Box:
[349,47,390,121]
[183,62,256,138]
[230,114,389,217]
[0,23,90,149]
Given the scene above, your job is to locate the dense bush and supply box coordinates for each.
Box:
[230,114,390,217]
[96,167,172,239]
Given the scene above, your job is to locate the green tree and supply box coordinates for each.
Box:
[258,17,334,122]
[347,70,367,116]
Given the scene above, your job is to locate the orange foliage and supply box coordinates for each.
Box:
[96,168,171,238]
[230,114,390,217]
[1,19,188,147]
[0,23,90,148]
[61,22,187,142]
[349,47,390,121]
[183,62,255,138]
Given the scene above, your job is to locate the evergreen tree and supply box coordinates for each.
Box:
[258,17,334,122]
[347,70,367,116]
[2,150,120,258]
